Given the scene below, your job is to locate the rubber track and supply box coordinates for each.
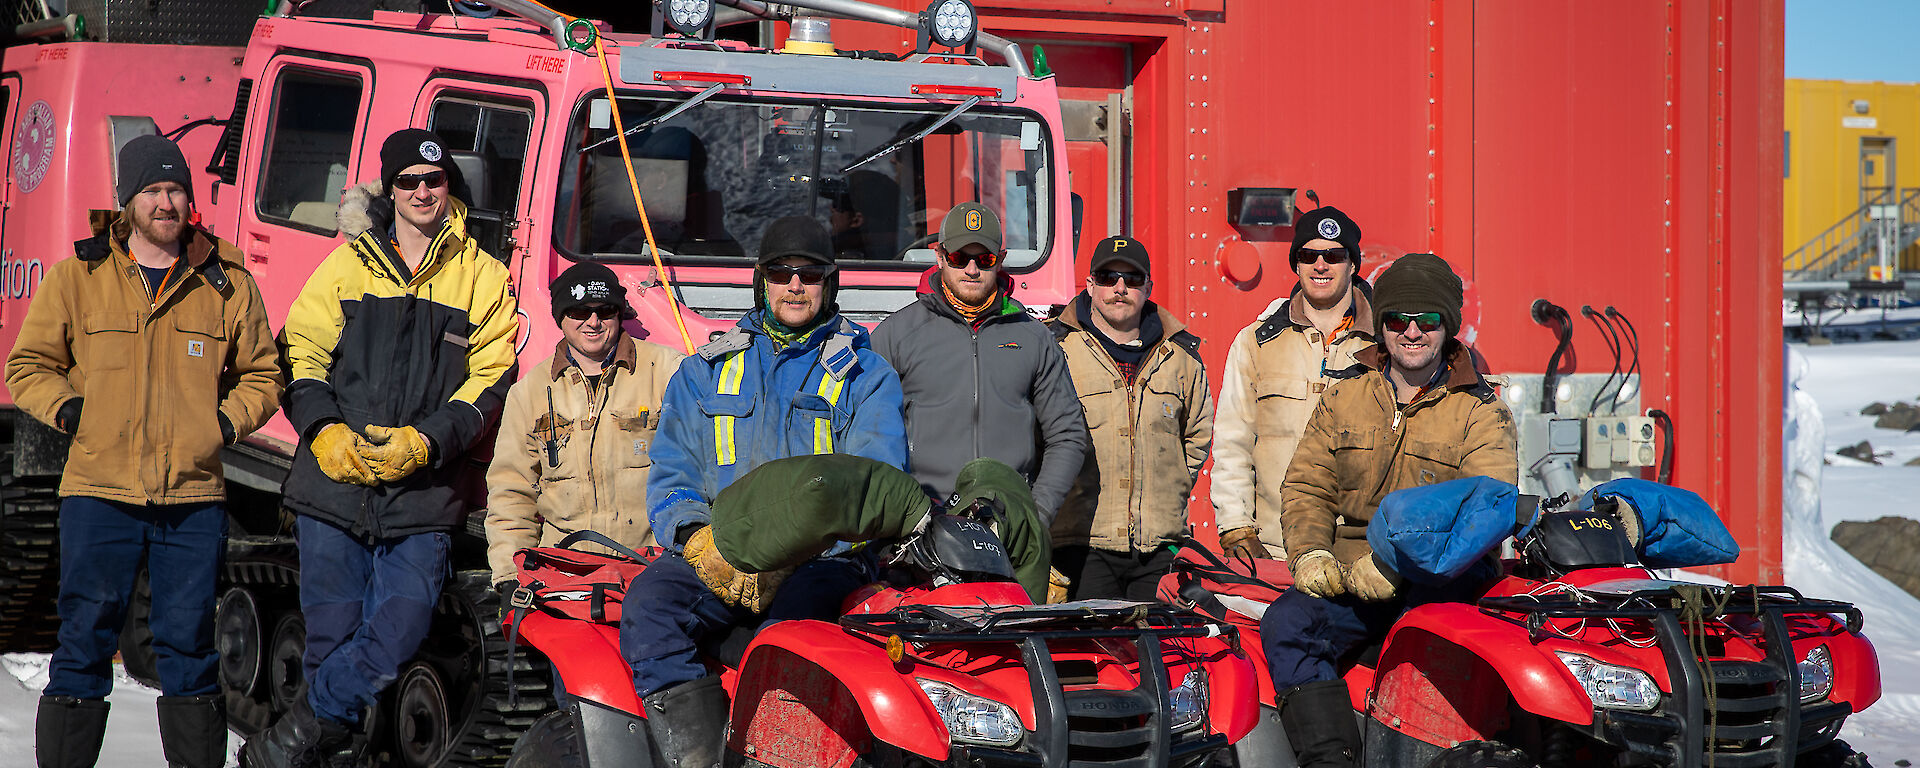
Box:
[0,478,63,652]
[441,570,557,768]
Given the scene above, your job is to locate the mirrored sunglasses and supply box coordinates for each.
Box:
[761,263,836,285]
[1382,311,1445,334]
[942,249,1001,269]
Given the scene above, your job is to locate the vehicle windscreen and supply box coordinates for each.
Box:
[557,93,1052,271]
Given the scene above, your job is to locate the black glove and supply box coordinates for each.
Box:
[55,398,83,434]
[218,412,236,445]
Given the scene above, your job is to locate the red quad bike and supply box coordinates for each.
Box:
[1163,496,1882,768]
[503,505,1260,768]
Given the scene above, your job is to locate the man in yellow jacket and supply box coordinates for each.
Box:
[1211,206,1375,561]
[1262,253,1517,768]
[245,129,519,768]
[5,135,282,768]
[485,262,683,591]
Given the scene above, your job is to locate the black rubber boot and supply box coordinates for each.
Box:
[640,676,731,768]
[35,695,111,768]
[1278,680,1362,768]
[239,698,350,768]
[157,695,227,768]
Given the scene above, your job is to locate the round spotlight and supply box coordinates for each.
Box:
[665,0,713,37]
[928,0,976,49]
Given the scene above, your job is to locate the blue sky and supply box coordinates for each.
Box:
[1787,0,1920,81]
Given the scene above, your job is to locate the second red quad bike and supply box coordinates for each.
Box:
[1163,492,1882,768]
[503,503,1260,768]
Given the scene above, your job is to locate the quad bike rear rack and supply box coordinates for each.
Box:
[1477,584,1862,768]
[840,602,1237,768]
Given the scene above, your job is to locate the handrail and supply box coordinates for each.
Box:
[1786,187,1920,282]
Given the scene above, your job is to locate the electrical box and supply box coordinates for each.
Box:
[1505,373,1645,497]
[1586,415,1657,468]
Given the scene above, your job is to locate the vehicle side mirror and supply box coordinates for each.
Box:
[465,207,513,264]
[1070,192,1085,255]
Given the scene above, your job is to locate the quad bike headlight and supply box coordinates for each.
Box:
[1798,645,1834,702]
[1555,652,1661,712]
[1168,668,1208,732]
[917,679,1023,747]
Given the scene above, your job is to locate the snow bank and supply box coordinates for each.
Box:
[0,653,240,767]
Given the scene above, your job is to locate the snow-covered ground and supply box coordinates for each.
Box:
[1,336,1917,765]
[1786,337,1920,763]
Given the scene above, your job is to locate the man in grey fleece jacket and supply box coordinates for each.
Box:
[872,203,1089,530]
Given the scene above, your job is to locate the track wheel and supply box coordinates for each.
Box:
[504,710,585,768]
[266,613,306,713]
[392,661,452,768]
[216,587,264,696]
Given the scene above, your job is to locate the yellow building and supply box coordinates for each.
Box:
[1784,78,1920,279]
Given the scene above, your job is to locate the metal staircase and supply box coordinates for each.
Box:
[1785,188,1920,283]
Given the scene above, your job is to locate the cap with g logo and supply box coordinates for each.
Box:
[940,201,1003,257]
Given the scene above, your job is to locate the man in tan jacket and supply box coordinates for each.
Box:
[4,135,282,768]
[1048,237,1212,600]
[486,261,683,591]
[1210,207,1374,561]
[1260,253,1516,768]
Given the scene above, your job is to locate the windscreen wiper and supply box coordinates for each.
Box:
[839,95,980,174]
[579,82,727,154]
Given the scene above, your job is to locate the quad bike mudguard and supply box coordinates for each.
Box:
[511,610,642,714]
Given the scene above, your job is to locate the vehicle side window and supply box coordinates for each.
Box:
[256,69,362,233]
[430,98,532,214]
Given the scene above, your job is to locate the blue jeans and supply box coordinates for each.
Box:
[1260,568,1491,692]
[297,516,449,725]
[46,496,225,699]
[620,554,869,697]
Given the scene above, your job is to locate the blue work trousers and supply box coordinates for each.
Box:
[46,496,225,699]
[297,516,449,726]
[1260,572,1489,693]
[620,553,868,697]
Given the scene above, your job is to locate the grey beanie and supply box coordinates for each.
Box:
[117,135,192,208]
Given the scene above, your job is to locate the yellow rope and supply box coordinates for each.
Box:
[589,32,696,354]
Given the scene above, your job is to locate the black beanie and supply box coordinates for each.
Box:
[1291,206,1362,268]
[549,261,629,323]
[1370,253,1464,338]
[379,128,463,198]
[117,135,193,208]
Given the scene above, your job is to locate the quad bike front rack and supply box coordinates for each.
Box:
[840,602,1238,768]
[1478,584,1863,768]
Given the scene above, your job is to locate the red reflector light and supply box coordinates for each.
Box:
[654,71,750,85]
[911,84,1000,98]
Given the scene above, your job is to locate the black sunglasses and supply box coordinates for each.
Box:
[1091,269,1147,288]
[564,304,620,321]
[761,263,836,285]
[1293,246,1351,266]
[392,170,448,191]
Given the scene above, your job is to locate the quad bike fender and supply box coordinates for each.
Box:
[1375,603,1594,740]
[1818,630,1881,710]
[1197,641,1263,741]
[732,619,952,763]
[513,610,644,715]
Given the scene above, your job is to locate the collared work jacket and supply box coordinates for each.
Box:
[1280,343,1519,566]
[1211,290,1375,557]
[5,218,282,504]
[1047,294,1213,552]
[485,335,683,583]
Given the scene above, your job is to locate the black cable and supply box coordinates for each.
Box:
[1583,306,1624,415]
[163,117,225,142]
[1649,409,1674,484]
[1532,300,1575,414]
[1607,307,1641,414]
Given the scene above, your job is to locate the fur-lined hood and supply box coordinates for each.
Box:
[336,180,471,240]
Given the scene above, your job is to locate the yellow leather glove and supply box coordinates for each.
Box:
[1346,554,1405,602]
[1047,567,1071,604]
[683,526,793,613]
[1290,550,1346,599]
[1219,527,1269,562]
[361,425,431,483]
[312,423,377,487]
